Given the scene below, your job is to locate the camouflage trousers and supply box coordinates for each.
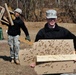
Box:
[8,35,20,60]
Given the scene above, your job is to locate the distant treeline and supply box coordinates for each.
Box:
[0,0,76,22]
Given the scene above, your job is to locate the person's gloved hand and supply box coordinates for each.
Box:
[25,35,31,41]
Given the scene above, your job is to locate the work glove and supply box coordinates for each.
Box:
[25,35,31,41]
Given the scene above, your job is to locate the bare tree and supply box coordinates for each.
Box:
[0,0,76,22]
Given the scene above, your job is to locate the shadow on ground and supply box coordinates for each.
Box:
[0,55,11,62]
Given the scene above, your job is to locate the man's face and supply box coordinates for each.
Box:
[47,18,57,26]
[14,12,20,17]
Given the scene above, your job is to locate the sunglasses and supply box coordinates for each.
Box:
[47,18,56,20]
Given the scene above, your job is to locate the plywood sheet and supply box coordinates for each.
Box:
[19,49,35,65]
[34,61,75,74]
[19,39,75,66]
[33,40,75,55]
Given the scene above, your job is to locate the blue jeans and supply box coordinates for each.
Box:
[8,35,20,60]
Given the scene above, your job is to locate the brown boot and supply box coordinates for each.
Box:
[15,60,20,65]
[11,59,14,64]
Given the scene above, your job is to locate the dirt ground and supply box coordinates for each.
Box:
[0,22,76,75]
